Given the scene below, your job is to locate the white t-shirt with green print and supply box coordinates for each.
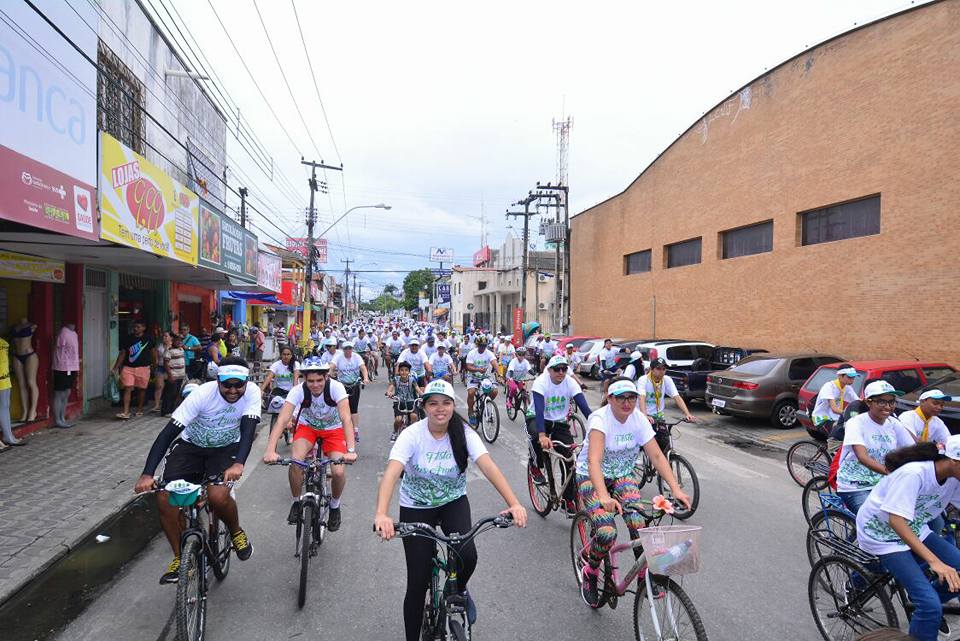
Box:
[576,406,655,479]
[836,412,913,493]
[531,372,582,422]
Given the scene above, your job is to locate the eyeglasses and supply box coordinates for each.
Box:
[868,398,897,407]
[613,394,639,402]
[218,379,247,389]
[550,366,568,373]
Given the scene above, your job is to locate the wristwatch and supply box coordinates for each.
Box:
[347,447,356,453]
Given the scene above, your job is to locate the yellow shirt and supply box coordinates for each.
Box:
[0,338,10,392]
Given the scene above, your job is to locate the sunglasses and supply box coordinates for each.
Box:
[218,379,247,389]
[550,366,569,373]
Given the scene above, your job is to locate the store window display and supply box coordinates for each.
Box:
[11,318,39,423]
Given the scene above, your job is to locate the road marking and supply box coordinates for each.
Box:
[761,429,807,442]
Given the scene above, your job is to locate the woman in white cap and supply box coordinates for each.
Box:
[575,376,691,608]
[334,341,369,443]
[855,436,960,641]
[836,380,914,515]
[374,379,527,640]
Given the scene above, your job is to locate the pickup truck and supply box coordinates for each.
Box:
[668,347,768,402]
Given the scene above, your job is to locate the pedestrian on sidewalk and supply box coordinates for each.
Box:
[250,325,265,364]
[150,331,172,413]
[179,323,202,380]
[161,334,186,416]
[51,322,79,429]
[112,320,153,420]
[0,337,24,448]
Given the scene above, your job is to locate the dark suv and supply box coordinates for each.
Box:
[895,372,960,434]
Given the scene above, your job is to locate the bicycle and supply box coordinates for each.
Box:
[505,375,534,422]
[387,396,423,441]
[263,390,292,446]
[269,456,351,608]
[527,438,582,517]
[634,418,700,520]
[470,378,500,444]
[787,437,835,487]
[570,502,708,641]
[141,478,233,641]
[379,514,515,641]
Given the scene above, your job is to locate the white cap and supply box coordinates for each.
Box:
[342,340,354,349]
[323,337,337,347]
[409,338,420,346]
[547,355,568,369]
[630,350,643,360]
[837,367,860,378]
[864,380,903,399]
[945,434,960,460]
[422,379,455,400]
[608,379,639,397]
[919,389,954,402]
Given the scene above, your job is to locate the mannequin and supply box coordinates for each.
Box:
[11,318,38,423]
[52,322,79,428]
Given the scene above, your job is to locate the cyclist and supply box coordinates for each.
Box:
[465,337,499,426]
[385,330,405,375]
[373,380,527,641]
[496,336,515,379]
[811,364,861,437]
[134,356,260,583]
[505,347,532,411]
[397,338,428,388]
[333,341,369,444]
[368,328,382,379]
[637,357,696,423]
[900,389,953,446]
[386,361,422,441]
[539,334,558,371]
[260,345,300,397]
[263,357,357,531]
[354,329,375,381]
[428,343,456,383]
[621,350,644,382]
[527,355,592,513]
[576,378,693,607]
[318,337,340,369]
[423,335,438,361]
[854,437,960,641]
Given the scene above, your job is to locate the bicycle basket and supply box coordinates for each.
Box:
[635,525,702,576]
[165,480,202,507]
[805,421,832,443]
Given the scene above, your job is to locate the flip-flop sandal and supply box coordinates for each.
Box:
[116,413,130,420]
[135,412,144,417]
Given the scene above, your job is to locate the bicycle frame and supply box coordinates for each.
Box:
[535,439,581,511]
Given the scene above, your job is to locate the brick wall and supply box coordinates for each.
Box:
[570,0,960,364]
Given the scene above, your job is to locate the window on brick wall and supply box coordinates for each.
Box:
[721,220,773,259]
[665,238,701,268]
[800,195,881,246]
[98,43,145,153]
[624,250,652,275]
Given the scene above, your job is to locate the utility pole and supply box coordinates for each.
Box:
[506,193,537,325]
[238,187,248,228]
[535,183,570,333]
[352,273,358,318]
[341,258,353,321]
[300,158,340,347]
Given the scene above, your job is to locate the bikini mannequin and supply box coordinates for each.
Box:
[11,318,39,422]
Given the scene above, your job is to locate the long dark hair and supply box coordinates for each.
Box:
[279,346,297,372]
[445,411,470,474]
[884,442,944,473]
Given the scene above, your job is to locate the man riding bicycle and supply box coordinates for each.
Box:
[505,347,532,410]
[637,357,696,423]
[333,341,370,444]
[397,338,428,388]
[134,356,260,583]
[465,337,499,426]
[811,364,861,438]
[263,357,357,531]
[385,330,405,375]
[428,343,456,383]
[354,328,375,381]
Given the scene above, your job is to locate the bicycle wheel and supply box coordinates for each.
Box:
[298,502,313,609]
[569,413,586,446]
[787,440,828,488]
[448,616,468,641]
[657,453,700,520]
[807,509,858,569]
[633,575,708,641]
[175,537,206,641]
[210,516,231,581]
[808,555,897,641]
[506,392,518,421]
[528,456,553,517]
[569,511,612,609]
[802,476,831,526]
[481,399,500,443]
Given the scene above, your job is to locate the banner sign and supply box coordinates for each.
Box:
[285,237,327,264]
[243,232,258,279]
[257,251,282,292]
[198,200,255,281]
[473,246,491,266]
[436,282,451,308]
[512,308,523,347]
[430,247,454,263]
[0,250,65,283]
[99,133,199,265]
[431,268,452,277]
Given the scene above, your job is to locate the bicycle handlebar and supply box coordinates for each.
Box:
[374,514,514,543]
[135,479,235,497]
[268,458,353,468]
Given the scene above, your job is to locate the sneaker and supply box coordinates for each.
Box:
[528,461,546,486]
[390,431,398,442]
[328,507,342,532]
[287,500,301,525]
[354,430,360,444]
[231,529,253,561]
[461,590,477,625]
[940,616,950,635]
[580,564,600,607]
[160,557,180,584]
[469,416,477,427]
[563,499,578,516]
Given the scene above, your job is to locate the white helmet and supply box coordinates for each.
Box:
[480,378,495,392]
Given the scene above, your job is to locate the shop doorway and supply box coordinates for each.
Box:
[83,286,107,400]
[179,301,201,334]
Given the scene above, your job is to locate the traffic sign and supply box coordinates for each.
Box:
[430,247,455,262]
[431,268,452,277]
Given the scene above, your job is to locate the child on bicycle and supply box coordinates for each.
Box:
[855,436,960,641]
[374,380,527,641]
[575,377,692,608]
[505,347,532,409]
[386,361,422,441]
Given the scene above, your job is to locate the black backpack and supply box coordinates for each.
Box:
[292,380,338,425]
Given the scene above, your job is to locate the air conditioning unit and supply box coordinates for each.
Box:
[538,302,547,310]
[538,274,548,282]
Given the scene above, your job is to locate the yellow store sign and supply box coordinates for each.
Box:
[99,132,199,265]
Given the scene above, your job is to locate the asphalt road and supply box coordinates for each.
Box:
[55,376,821,641]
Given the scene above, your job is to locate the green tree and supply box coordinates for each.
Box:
[402,269,435,311]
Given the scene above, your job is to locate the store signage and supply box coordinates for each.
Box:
[0,249,65,283]
[436,283,451,307]
[431,268,452,277]
[99,132,199,265]
[473,246,491,267]
[285,237,327,264]
[512,308,523,347]
[0,1,99,240]
[430,247,454,263]
[257,251,281,292]
[198,200,256,281]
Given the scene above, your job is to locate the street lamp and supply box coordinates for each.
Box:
[316,203,391,240]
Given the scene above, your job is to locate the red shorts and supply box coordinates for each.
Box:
[293,424,347,455]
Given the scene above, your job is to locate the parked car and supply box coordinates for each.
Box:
[638,340,715,372]
[895,372,960,434]
[796,360,958,429]
[580,338,632,378]
[669,346,769,402]
[706,353,844,429]
[557,336,599,351]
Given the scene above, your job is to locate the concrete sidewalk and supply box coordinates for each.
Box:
[0,411,168,605]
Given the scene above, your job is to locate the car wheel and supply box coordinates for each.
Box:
[772,399,798,429]
[590,364,599,379]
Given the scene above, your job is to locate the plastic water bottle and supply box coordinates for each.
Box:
[652,540,693,571]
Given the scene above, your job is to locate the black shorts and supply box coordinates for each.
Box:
[53,370,76,391]
[161,439,239,484]
[345,383,361,413]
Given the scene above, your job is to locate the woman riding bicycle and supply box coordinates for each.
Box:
[505,347,532,410]
[374,380,527,641]
[855,435,960,641]
[576,377,692,608]
[260,345,300,398]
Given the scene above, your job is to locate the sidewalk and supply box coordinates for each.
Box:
[0,411,168,605]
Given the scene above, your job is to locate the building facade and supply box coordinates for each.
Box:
[570,0,960,363]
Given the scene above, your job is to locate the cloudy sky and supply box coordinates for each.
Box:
[170,0,929,298]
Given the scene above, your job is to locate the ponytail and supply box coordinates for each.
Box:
[884,442,943,473]
[446,412,470,474]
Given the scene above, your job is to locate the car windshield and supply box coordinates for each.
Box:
[730,358,779,376]
[578,341,595,353]
[925,373,960,397]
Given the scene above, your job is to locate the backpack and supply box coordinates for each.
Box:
[292,380,337,426]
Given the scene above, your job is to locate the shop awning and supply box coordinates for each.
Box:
[223,291,283,305]
[433,308,449,317]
